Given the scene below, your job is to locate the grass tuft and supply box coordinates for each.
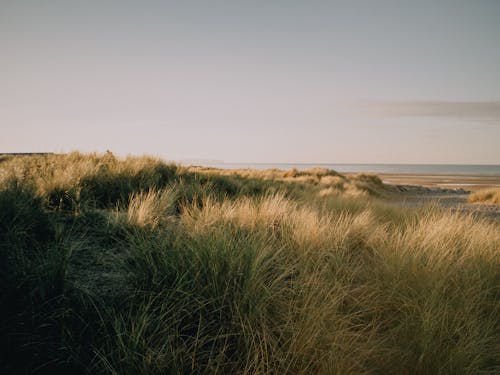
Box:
[468,187,500,205]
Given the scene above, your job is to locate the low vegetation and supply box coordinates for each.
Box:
[468,187,500,205]
[0,152,498,374]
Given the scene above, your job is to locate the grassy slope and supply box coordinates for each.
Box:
[0,152,498,375]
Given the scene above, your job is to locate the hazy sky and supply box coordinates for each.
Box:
[1,0,500,163]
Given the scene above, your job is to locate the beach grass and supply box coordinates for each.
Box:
[468,187,500,205]
[0,152,498,374]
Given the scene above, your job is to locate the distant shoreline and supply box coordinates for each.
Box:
[204,162,500,176]
[372,173,500,190]
[0,152,55,156]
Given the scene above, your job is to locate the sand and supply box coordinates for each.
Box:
[349,173,500,220]
[375,173,500,191]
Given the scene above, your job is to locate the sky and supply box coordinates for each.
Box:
[1,0,500,164]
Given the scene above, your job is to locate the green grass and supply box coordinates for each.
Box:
[0,152,499,374]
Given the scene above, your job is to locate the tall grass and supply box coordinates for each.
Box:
[468,187,500,205]
[0,152,498,374]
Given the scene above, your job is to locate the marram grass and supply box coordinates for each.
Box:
[468,187,500,205]
[0,152,498,374]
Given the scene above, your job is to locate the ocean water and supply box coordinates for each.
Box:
[206,163,500,175]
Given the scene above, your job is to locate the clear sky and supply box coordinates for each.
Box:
[1,0,499,163]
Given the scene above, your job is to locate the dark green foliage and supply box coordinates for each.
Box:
[107,225,282,374]
[0,181,54,288]
[0,183,74,374]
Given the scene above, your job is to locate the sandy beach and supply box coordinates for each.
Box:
[376,173,500,190]
[352,173,500,219]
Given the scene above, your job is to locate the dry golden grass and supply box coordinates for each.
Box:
[0,151,170,189]
[127,188,178,228]
[468,187,500,205]
[178,193,499,373]
[187,165,387,197]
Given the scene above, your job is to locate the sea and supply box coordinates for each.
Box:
[205,163,500,175]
